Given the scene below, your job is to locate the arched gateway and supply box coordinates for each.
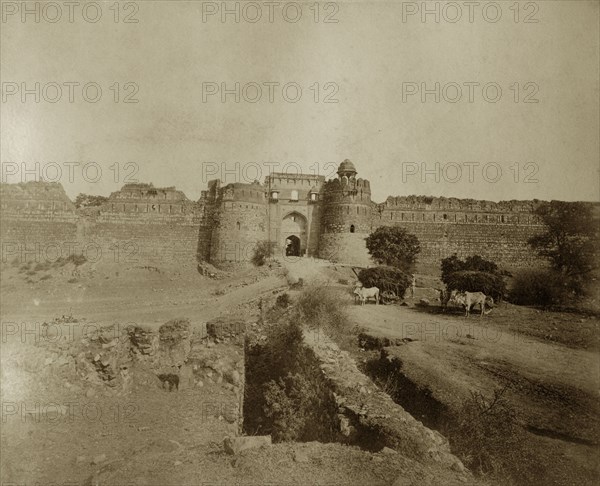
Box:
[281,212,307,257]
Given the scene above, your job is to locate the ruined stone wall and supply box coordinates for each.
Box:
[79,213,202,265]
[0,181,202,266]
[0,182,79,263]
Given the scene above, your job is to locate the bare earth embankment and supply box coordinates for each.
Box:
[0,259,477,486]
[2,257,598,485]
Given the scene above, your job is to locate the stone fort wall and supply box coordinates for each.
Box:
[0,175,563,271]
[321,196,544,268]
[0,182,202,266]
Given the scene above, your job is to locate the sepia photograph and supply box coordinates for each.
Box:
[1,1,599,485]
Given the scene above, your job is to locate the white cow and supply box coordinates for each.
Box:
[354,286,380,306]
[450,290,494,317]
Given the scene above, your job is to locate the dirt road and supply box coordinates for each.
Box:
[346,299,600,485]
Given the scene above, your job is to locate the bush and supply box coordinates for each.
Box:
[444,270,506,301]
[296,285,347,335]
[510,269,571,307]
[358,266,412,298]
[40,274,52,281]
[252,240,276,266]
[448,387,530,481]
[275,293,291,308]
[263,372,317,442]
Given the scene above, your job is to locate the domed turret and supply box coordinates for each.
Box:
[337,159,357,179]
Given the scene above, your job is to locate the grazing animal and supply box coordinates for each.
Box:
[438,288,452,310]
[354,286,380,305]
[450,291,494,317]
[158,373,180,391]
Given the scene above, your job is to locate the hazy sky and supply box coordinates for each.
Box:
[1,0,598,203]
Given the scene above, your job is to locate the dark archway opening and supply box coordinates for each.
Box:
[350,224,355,233]
[285,235,301,256]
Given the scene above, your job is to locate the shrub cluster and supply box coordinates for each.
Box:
[245,297,339,443]
[358,266,412,298]
[444,271,507,301]
[252,240,276,266]
[441,255,506,300]
[448,388,533,483]
[295,285,347,335]
[509,269,572,307]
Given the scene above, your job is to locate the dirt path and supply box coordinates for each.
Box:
[346,300,600,485]
[349,304,599,399]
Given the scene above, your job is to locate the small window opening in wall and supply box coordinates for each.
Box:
[350,224,355,233]
[443,214,448,220]
[236,222,241,230]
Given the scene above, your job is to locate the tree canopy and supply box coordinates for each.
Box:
[528,201,597,280]
[365,226,420,271]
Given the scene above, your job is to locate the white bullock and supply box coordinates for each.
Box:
[354,286,380,306]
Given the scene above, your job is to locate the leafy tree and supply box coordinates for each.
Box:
[365,226,420,271]
[441,254,500,283]
[528,201,597,283]
[441,254,465,279]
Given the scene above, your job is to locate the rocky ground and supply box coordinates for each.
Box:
[0,258,483,486]
[1,256,598,485]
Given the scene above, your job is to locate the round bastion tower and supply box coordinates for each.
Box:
[209,182,268,264]
[319,160,373,265]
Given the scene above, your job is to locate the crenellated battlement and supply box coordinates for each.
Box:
[218,182,267,204]
[1,160,586,269]
[381,195,540,212]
